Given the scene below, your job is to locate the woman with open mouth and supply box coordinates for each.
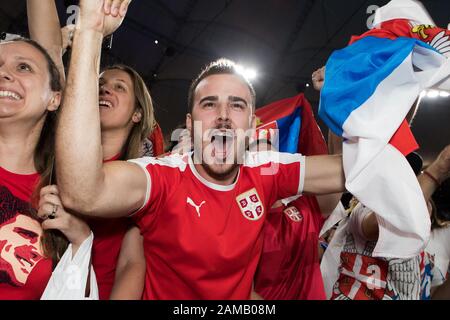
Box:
[27,0,160,299]
[0,31,88,299]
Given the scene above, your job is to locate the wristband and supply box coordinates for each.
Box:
[423,170,440,187]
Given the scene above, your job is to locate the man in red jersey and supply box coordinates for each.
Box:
[52,0,345,299]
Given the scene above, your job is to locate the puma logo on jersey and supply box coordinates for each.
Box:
[187,197,206,217]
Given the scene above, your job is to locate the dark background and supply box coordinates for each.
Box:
[1,0,449,164]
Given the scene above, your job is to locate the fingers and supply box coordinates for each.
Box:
[64,24,76,39]
[39,184,59,198]
[312,67,325,80]
[104,0,113,14]
[41,215,63,230]
[110,0,123,17]
[38,190,63,209]
[38,185,63,219]
[104,0,130,17]
[38,202,59,219]
[41,212,71,232]
[41,211,92,247]
[63,24,76,33]
[111,0,121,17]
[119,0,131,17]
[312,67,326,91]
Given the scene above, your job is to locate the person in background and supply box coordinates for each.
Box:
[426,177,450,299]
[28,0,159,299]
[253,67,342,300]
[0,36,90,299]
[327,145,450,300]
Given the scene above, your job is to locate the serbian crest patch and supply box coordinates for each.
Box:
[236,188,264,221]
[283,206,303,222]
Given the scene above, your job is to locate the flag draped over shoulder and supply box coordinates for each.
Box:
[318,0,450,259]
[255,93,327,156]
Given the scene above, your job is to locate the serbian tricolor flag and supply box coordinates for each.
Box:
[319,0,450,259]
[255,93,327,156]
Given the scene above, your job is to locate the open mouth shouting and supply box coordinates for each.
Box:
[210,129,235,161]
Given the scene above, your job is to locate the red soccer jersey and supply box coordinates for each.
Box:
[0,167,53,300]
[129,151,305,300]
[254,195,326,300]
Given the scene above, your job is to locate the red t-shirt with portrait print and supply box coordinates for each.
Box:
[0,166,53,300]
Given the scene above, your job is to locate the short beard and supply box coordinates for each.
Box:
[201,162,239,183]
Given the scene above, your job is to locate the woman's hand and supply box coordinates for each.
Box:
[38,185,91,255]
[61,24,75,54]
[311,66,325,92]
[77,0,132,37]
[427,144,450,184]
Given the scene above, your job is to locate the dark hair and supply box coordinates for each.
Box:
[0,186,35,225]
[406,152,423,176]
[101,65,156,160]
[187,58,256,113]
[4,38,67,265]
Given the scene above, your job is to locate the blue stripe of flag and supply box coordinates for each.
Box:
[318,36,436,137]
[276,107,302,153]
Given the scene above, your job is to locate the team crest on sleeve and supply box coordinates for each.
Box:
[236,188,264,221]
[283,206,303,222]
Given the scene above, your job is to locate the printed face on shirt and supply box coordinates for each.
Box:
[187,74,256,177]
[0,214,44,286]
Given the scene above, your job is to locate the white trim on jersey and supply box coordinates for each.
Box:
[299,155,305,195]
[280,194,302,206]
[126,161,151,217]
[127,154,188,216]
[126,151,305,214]
[244,151,306,194]
[187,155,240,192]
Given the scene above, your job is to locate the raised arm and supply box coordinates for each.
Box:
[311,66,344,217]
[418,145,450,202]
[26,0,65,82]
[361,144,450,241]
[314,132,344,217]
[56,0,143,218]
[303,154,345,195]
